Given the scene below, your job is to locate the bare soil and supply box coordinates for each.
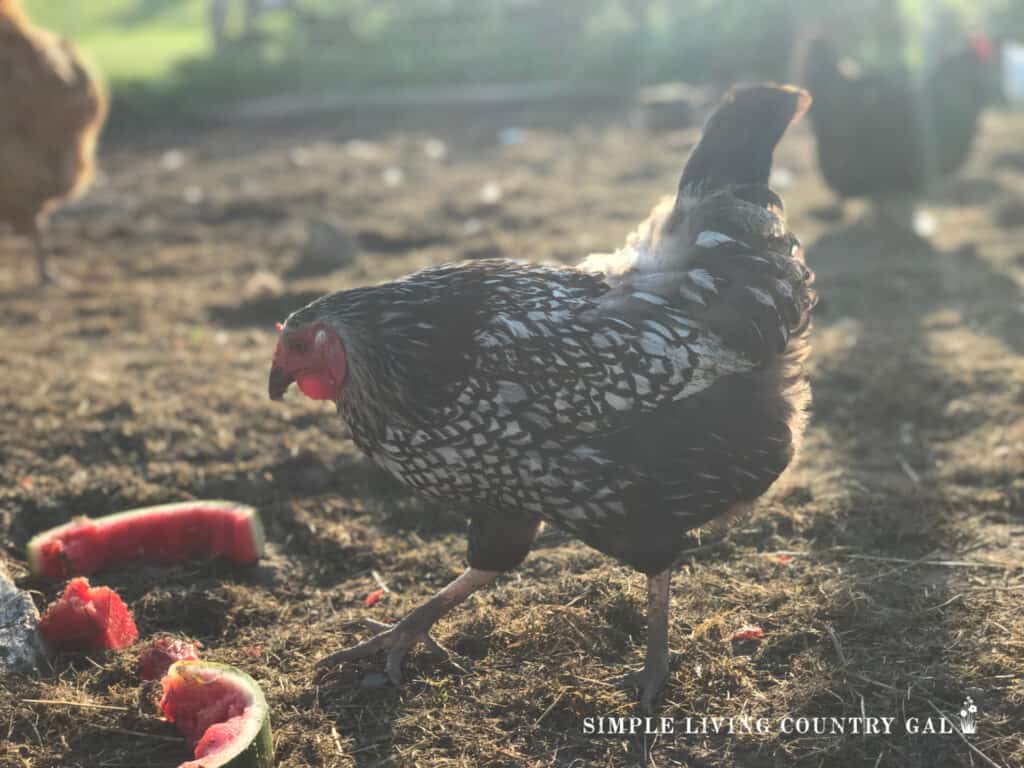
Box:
[1,102,1022,768]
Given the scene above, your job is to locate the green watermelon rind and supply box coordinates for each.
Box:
[162,660,274,768]
[26,500,266,579]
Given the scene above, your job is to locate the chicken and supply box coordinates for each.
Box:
[268,84,815,711]
[0,0,107,284]
[921,37,996,181]
[798,29,993,215]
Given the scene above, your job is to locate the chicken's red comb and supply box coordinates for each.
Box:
[275,322,283,334]
[971,34,996,63]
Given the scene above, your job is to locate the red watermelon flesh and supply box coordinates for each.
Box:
[28,501,265,581]
[38,578,138,651]
[138,637,202,681]
[163,677,246,748]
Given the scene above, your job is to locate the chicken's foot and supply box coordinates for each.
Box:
[318,567,498,685]
[33,230,75,287]
[33,230,53,286]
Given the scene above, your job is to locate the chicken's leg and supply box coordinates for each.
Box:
[33,229,52,286]
[616,569,671,713]
[318,567,498,685]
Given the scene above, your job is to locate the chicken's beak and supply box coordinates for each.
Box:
[268,364,294,401]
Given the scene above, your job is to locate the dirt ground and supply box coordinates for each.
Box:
[1,98,1022,768]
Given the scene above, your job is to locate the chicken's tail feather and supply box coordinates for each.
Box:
[678,84,810,196]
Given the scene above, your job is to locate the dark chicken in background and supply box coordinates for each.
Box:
[798,27,994,218]
[268,84,816,711]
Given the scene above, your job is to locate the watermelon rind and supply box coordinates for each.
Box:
[247,507,266,564]
[26,500,265,580]
[162,661,274,768]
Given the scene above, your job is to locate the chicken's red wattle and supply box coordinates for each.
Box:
[297,373,335,400]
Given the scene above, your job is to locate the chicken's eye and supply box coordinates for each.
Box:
[288,339,309,354]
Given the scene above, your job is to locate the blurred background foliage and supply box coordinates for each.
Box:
[22,0,1024,123]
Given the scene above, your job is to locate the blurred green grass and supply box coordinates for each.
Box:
[23,0,211,84]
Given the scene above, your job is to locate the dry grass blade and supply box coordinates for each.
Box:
[93,726,184,743]
[842,673,904,694]
[533,690,566,725]
[825,622,848,666]
[330,725,345,755]
[21,699,130,712]
[898,458,921,485]
[844,554,1013,570]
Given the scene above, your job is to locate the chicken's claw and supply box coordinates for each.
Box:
[318,616,457,686]
[36,263,78,288]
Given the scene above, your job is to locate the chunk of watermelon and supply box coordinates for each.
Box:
[38,578,138,652]
[27,501,265,581]
[161,661,274,768]
[138,637,202,682]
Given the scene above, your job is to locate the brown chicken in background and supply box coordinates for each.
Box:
[0,0,107,284]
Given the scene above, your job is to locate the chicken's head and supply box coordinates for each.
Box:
[268,320,346,402]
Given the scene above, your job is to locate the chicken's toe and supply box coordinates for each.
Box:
[318,616,454,684]
[317,629,394,669]
[614,663,669,714]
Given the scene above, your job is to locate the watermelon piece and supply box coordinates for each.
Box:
[138,637,202,682]
[27,501,265,580]
[160,661,273,768]
[730,624,765,642]
[38,578,139,652]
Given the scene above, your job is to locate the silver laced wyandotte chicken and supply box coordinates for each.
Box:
[268,84,816,712]
[0,0,107,284]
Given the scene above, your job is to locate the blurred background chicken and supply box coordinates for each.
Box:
[0,0,107,285]
[797,9,996,231]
